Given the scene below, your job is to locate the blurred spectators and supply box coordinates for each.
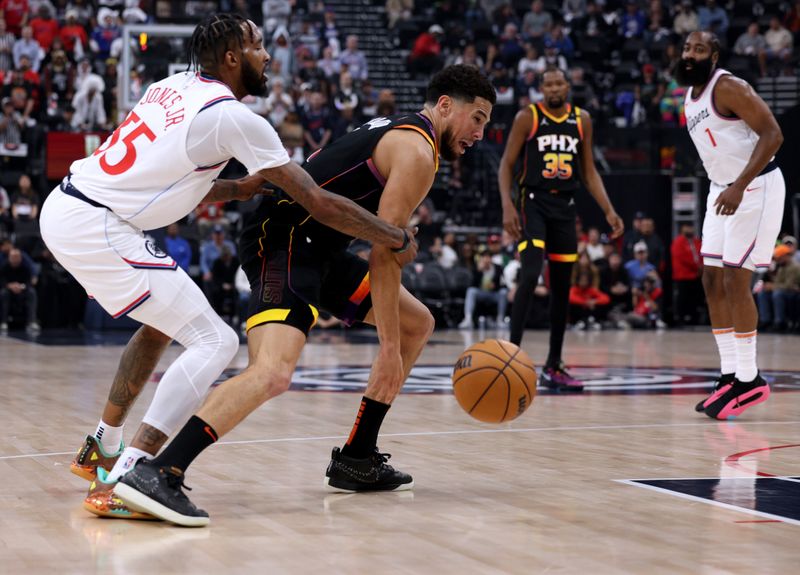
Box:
[29,4,58,51]
[339,34,367,81]
[673,0,699,36]
[734,22,767,77]
[756,244,800,332]
[0,246,39,333]
[164,222,192,273]
[625,241,656,289]
[0,0,28,36]
[408,24,443,78]
[301,89,332,157]
[569,270,609,330]
[265,76,293,128]
[671,222,703,325]
[200,224,236,295]
[522,0,552,44]
[59,9,88,58]
[764,15,793,75]
[698,0,728,37]
[627,273,665,329]
[620,0,646,39]
[639,217,665,272]
[0,17,14,71]
[70,72,106,130]
[13,25,42,72]
[386,0,413,30]
[0,95,23,143]
[458,248,507,328]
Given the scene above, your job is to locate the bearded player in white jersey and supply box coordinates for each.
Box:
[677,31,785,420]
[40,14,416,519]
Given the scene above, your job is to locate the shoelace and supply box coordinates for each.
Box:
[164,467,193,492]
[371,451,393,469]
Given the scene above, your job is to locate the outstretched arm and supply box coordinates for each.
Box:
[578,110,624,239]
[258,161,412,250]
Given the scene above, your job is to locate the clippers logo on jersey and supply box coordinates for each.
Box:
[686,107,709,134]
[144,240,168,259]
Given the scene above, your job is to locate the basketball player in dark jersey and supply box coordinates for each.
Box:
[498,67,623,392]
[114,65,496,525]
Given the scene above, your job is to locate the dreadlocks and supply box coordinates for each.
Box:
[187,13,252,72]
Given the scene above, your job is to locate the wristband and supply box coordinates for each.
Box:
[391,229,411,254]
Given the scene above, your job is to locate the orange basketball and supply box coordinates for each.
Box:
[452,339,537,423]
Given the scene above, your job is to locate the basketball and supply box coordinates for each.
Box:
[452,339,537,423]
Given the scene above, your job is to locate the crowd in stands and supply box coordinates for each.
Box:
[0,0,798,335]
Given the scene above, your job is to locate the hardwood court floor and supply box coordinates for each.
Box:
[1,328,799,574]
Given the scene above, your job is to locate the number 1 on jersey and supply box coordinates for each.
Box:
[705,128,717,147]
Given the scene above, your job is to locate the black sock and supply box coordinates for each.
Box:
[341,396,390,459]
[546,260,573,367]
[510,246,544,345]
[151,415,218,472]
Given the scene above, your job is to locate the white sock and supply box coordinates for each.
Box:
[712,328,736,375]
[94,420,123,453]
[107,447,152,483]
[734,330,758,383]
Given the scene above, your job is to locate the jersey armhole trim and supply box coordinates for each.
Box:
[575,106,584,139]
[527,104,539,141]
[711,74,739,121]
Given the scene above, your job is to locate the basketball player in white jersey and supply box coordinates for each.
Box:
[41,14,416,519]
[677,31,784,420]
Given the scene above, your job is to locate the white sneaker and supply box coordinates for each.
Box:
[0,322,7,334]
[26,322,41,334]
[573,320,586,331]
[655,319,667,330]
[458,317,473,329]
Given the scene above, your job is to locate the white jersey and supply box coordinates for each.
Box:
[68,72,290,230]
[684,68,767,186]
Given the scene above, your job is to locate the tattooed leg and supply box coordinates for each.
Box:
[101,325,172,426]
[130,423,169,456]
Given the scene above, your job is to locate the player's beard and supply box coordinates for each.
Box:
[545,94,565,109]
[440,127,460,162]
[675,57,713,87]
[242,58,268,97]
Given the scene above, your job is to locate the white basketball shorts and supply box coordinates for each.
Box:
[700,167,785,272]
[40,187,208,331]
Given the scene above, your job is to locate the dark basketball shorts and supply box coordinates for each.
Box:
[517,188,578,263]
[239,221,373,336]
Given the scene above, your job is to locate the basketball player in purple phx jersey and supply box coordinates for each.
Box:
[108,62,495,525]
[678,31,784,419]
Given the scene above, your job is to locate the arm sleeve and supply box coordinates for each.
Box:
[186,100,290,174]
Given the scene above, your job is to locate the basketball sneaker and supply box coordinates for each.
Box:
[70,434,123,482]
[695,373,736,413]
[541,362,584,392]
[114,460,209,527]
[703,374,770,420]
[83,467,157,520]
[324,447,414,493]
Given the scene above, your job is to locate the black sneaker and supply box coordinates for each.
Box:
[541,361,584,392]
[113,460,209,527]
[703,374,770,420]
[695,373,736,412]
[324,447,414,493]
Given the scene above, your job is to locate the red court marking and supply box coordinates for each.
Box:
[724,443,800,477]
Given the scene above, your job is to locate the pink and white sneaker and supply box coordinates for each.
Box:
[703,374,770,420]
[541,362,584,392]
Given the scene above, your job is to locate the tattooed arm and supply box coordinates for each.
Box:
[258,161,410,249]
[202,174,272,204]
